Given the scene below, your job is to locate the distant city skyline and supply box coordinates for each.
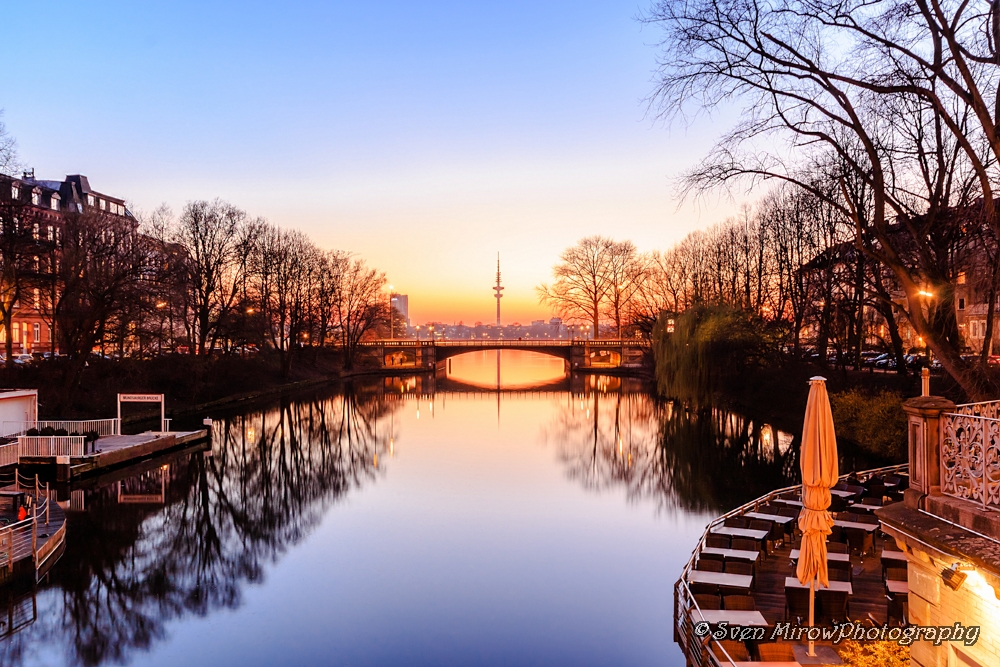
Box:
[0,1,738,324]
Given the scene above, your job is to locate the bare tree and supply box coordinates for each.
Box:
[170,200,249,355]
[537,236,616,338]
[330,256,386,369]
[644,0,999,396]
[0,114,19,177]
[49,210,145,389]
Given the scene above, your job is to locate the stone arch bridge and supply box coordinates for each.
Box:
[359,339,651,374]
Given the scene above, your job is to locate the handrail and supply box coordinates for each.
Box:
[360,339,651,347]
[673,463,908,667]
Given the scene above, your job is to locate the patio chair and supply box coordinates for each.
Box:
[828,541,849,554]
[785,586,811,623]
[722,594,756,611]
[818,589,849,624]
[705,535,730,549]
[724,561,753,576]
[724,516,749,529]
[885,566,907,581]
[710,640,751,663]
[699,551,725,563]
[756,642,796,662]
[828,564,852,582]
[749,519,780,551]
[689,582,719,595]
[731,537,761,555]
[776,506,799,518]
[857,513,880,526]
[862,496,884,507]
[757,504,781,515]
[694,593,721,610]
[696,559,724,572]
[845,526,874,556]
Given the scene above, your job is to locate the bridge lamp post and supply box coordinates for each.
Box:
[388,285,394,341]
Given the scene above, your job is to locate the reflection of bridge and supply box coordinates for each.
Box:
[360,339,651,373]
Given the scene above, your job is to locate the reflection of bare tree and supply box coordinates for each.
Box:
[552,390,797,513]
[0,387,398,667]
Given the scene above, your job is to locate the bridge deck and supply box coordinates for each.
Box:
[362,339,650,347]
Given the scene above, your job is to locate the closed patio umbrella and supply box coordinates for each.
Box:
[796,376,838,657]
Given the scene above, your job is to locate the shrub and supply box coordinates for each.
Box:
[25,428,39,436]
[54,428,68,436]
[836,639,908,667]
[68,431,79,437]
[84,430,99,442]
[830,389,907,461]
[39,426,55,436]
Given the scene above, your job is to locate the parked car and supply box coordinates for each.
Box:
[12,354,33,365]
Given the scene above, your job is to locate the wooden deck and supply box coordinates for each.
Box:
[67,430,208,477]
[749,532,890,626]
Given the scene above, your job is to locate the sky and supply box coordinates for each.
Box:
[0,1,735,325]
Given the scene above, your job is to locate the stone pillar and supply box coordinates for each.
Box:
[902,396,955,509]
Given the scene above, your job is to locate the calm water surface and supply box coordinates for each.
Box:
[1,351,799,667]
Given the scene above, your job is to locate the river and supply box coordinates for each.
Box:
[0,350,800,667]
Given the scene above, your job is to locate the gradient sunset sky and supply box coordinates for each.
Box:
[0,1,735,325]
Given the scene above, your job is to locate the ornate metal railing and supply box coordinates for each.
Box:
[673,463,907,667]
[942,402,1000,509]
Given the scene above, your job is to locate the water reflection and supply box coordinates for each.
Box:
[0,371,804,667]
[446,350,567,389]
[549,390,798,514]
[0,390,392,667]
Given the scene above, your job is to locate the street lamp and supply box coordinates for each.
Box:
[388,285,394,341]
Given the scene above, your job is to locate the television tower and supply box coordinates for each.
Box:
[493,253,503,327]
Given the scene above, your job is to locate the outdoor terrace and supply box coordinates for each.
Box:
[675,464,908,666]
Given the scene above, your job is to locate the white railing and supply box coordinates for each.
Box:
[16,436,84,457]
[673,463,907,667]
[941,405,1000,510]
[1,419,120,438]
[0,436,85,466]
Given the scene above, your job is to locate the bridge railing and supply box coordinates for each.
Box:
[361,339,650,347]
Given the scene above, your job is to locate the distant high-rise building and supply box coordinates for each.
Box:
[493,253,503,327]
[391,293,409,325]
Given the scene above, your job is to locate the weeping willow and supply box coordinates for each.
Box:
[652,306,784,406]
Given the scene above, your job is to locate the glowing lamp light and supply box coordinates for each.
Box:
[942,562,972,591]
[918,290,934,298]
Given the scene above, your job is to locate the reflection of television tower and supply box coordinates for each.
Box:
[493,253,503,327]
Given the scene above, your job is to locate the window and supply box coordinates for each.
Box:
[47,225,53,241]
[972,321,979,338]
[959,298,966,310]
[32,288,39,310]
[31,190,40,206]
[32,256,38,272]
[12,326,19,343]
[32,224,38,240]
[33,323,40,343]
[10,183,18,200]
[87,194,95,207]
[98,198,105,210]
[958,271,967,284]
[50,195,59,211]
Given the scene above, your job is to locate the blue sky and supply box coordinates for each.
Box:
[0,1,733,323]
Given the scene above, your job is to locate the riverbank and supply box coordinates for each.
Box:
[4,348,356,421]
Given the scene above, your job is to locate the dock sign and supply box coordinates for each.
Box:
[119,394,163,403]
[118,393,168,432]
